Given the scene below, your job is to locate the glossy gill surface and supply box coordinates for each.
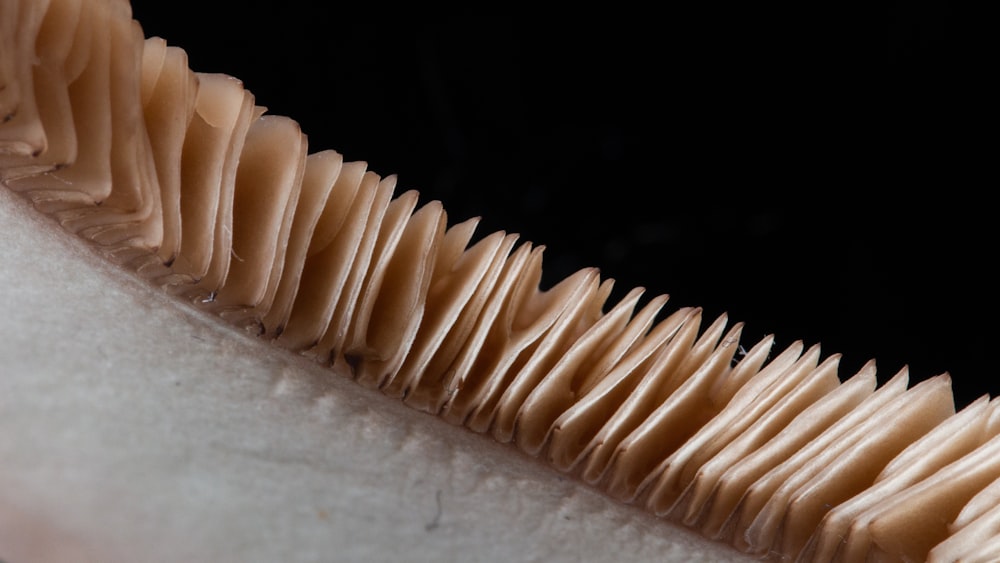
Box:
[1,1,998,561]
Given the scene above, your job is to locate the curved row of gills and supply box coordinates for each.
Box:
[1,1,997,561]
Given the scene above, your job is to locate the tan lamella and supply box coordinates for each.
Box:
[0,1,995,561]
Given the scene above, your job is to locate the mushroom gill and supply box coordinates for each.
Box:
[0,1,992,561]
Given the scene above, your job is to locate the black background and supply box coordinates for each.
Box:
[130,3,991,408]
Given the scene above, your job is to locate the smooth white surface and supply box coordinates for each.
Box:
[0,187,753,562]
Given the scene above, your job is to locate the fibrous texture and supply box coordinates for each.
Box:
[1,1,996,561]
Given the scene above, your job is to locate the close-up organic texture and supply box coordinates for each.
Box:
[0,1,988,562]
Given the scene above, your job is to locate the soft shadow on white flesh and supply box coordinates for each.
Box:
[0,188,756,562]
